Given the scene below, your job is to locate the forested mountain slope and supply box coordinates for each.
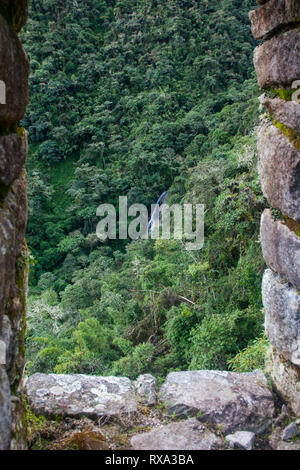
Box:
[22,0,268,379]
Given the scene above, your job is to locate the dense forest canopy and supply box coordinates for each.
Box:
[21,0,268,379]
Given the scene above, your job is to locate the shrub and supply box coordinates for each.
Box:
[227,335,269,373]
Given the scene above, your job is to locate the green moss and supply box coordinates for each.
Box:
[25,398,47,448]
[273,119,300,150]
[283,215,300,237]
[15,126,26,138]
[270,88,294,101]
[0,123,25,137]
[7,246,28,388]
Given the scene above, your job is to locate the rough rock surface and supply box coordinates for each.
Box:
[0,178,28,450]
[266,347,300,416]
[270,428,300,450]
[263,269,300,366]
[0,368,11,450]
[252,0,300,427]
[282,422,300,441]
[0,316,11,369]
[274,405,289,427]
[225,431,255,450]
[10,395,27,450]
[260,209,300,291]
[0,1,28,33]
[250,0,300,40]
[159,370,274,434]
[260,95,300,133]
[0,131,27,186]
[0,14,29,124]
[254,29,300,88]
[7,248,28,387]
[25,374,138,419]
[130,418,223,450]
[0,0,28,451]
[257,122,300,221]
[134,374,157,406]
[0,170,28,314]
[0,339,5,365]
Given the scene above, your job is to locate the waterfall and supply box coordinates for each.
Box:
[148,191,168,234]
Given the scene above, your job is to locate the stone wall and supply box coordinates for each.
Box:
[250,0,300,416]
[0,0,29,450]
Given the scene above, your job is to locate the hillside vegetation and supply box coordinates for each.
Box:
[21,0,268,379]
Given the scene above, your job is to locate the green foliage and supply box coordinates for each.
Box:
[228,335,269,373]
[23,0,258,281]
[165,305,197,363]
[23,0,265,381]
[188,308,264,371]
[26,399,47,446]
[112,343,155,379]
